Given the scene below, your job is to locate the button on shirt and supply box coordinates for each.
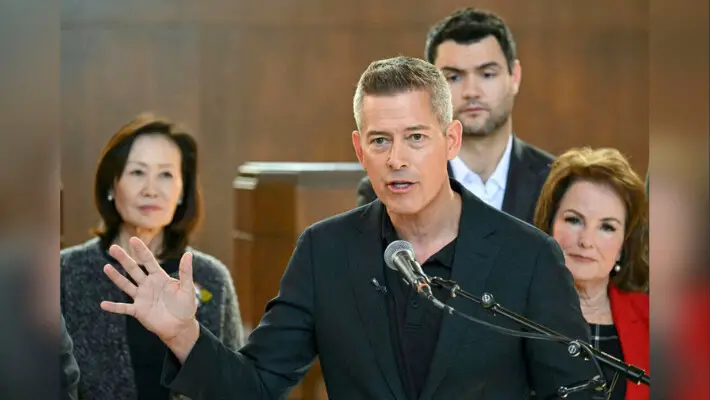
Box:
[450,134,514,211]
[381,210,457,399]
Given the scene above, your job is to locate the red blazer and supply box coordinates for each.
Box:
[609,284,650,400]
[674,284,709,400]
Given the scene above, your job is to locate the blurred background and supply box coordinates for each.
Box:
[59,1,650,397]
[59,0,649,269]
[0,0,706,398]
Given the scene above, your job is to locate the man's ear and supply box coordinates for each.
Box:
[445,120,462,161]
[511,59,522,95]
[352,130,365,166]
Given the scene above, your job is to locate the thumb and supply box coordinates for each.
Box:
[178,252,194,292]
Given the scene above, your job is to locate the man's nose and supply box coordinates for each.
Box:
[386,140,409,170]
[461,75,482,100]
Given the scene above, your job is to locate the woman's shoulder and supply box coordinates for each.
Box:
[625,291,649,316]
[610,285,649,320]
[60,237,104,266]
[614,287,649,304]
[186,247,232,281]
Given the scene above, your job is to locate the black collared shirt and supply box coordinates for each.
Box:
[381,212,457,399]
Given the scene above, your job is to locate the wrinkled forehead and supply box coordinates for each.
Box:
[359,91,439,133]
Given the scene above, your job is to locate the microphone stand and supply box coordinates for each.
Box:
[426,276,650,397]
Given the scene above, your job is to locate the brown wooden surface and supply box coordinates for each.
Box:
[59,2,650,395]
[233,162,365,399]
[61,1,649,274]
[60,184,63,248]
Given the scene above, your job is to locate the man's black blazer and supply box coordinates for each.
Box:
[162,179,595,399]
[356,136,555,224]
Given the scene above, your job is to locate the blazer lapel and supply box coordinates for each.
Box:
[608,285,649,374]
[347,201,408,400]
[418,186,500,399]
[609,286,651,400]
[501,137,538,222]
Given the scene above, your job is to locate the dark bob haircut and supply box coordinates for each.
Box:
[92,112,203,260]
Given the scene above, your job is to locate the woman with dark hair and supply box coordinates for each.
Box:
[533,147,649,400]
[60,113,244,399]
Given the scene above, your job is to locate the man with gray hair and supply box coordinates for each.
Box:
[98,56,596,399]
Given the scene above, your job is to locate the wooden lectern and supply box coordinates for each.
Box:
[232,162,366,400]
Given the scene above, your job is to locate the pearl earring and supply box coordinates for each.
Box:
[614,254,622,272]
[107,191,114,201]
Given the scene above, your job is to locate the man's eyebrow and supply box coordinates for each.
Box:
[405,125,431,132]
[475,61,503,70]
[440,66,465,74]
[365,130,391,138]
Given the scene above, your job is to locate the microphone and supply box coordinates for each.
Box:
[403,247,430,283]
[384,240,447,310]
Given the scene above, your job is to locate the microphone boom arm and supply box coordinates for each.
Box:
[428,276,651,388]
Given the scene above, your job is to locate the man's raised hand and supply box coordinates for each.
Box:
[100,237,199,356]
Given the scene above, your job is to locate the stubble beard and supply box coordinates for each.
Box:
[459,94,515,138]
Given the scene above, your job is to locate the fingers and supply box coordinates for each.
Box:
[100,300,136,317]
[109,244,147,284]
[178,252,194,291]
[103,264,138,298]
[129,237,164,275]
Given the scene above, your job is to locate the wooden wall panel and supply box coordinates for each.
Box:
[61,1,649,251]
[60,4,649,383]
[60,25,201,247]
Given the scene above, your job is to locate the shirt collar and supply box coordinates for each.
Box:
[450,134,514,190]
[380,180,464,269]
[491,134,514,190]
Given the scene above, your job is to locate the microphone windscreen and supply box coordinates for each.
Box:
[384,240,414,271]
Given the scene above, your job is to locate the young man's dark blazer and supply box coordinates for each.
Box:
[161,179,596,400]
[356,136,555,224]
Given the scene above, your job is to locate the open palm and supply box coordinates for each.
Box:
[100,237,197,344]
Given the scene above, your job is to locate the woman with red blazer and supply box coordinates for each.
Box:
[534,148,650,400]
